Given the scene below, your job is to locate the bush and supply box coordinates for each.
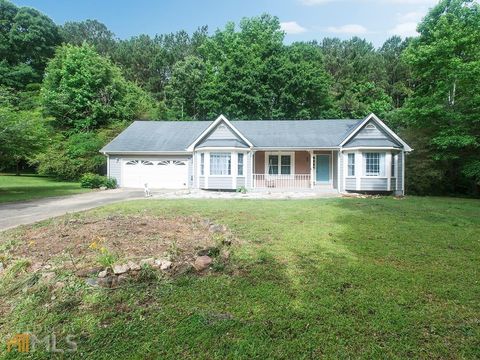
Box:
[80,173,117,189]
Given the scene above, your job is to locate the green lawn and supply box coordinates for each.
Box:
[0,174,90,203]
[1,197,479,359]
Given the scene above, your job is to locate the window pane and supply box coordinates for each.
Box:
[238,153,244,176]
[268,155,278,174]
[348,153,355,176]
[280,155,291,175]
[210,153,231,175]
[365,152,380,176]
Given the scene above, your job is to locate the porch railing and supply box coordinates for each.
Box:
[253,174,311,189]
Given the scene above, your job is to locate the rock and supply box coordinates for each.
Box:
[99,186,107,190]
[209,224,225,233]
[0,262,4,274]
[160,261,172,271]
[194,256,213,271]
[113,264,129,275]
[41,272,56,282]
[127,261,141,271]
[85,278,98,287]
[140,258,155,267]
[117,274,129,285]
[154,259,169,268]
[222,238,232,246]
[98,270,108,278]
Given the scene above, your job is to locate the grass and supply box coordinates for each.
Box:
[0,174,90,203]
[1,197,479,359]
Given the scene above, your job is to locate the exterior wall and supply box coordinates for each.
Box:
[108,154,191,188]
[345,178,356,190]
[207,122,238,140]
[254,151,265,173]
[397,151,404,193]
[237,177,246,187]
[188,158,193,188]
[332,151,338,189]
[108,156,122,186]
[360,178,388,190]
[199,176,205,188]
[294,151,310,174]
[338,151,344,192]
[245,152,253,188]
[208,176,233,189]
[354,120,391,140]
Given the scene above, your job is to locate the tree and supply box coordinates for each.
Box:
[60,19,116,55]
[41,44,155,131]
[0,107,48,174]
[400,0,480,194]
[0,0,61,89]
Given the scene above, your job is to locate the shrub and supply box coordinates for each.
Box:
[80,173,117,189]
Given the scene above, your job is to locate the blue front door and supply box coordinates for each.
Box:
[316,155,330,183]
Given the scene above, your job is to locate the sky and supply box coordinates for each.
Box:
[12,0,440,47]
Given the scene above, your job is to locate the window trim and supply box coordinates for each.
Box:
[364,152,383,177]
[264,152,295,176]
[209,152,231,176]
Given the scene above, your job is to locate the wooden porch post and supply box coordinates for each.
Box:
[310,150,314,188]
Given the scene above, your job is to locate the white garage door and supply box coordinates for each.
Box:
[122,159,188,189]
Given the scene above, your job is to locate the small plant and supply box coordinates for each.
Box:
[236,186,247,194]
[89,239,117,268]
[80,173,117,189]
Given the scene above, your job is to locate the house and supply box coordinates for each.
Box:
[101,113,412,195]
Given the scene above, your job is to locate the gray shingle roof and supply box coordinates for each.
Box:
[101,119,363,153]
[101,121,212,153]
[232,119,361,148]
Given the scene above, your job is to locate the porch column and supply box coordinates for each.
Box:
[310,150,314,188]
[386,152,392,191]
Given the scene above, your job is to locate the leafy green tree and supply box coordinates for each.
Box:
[41,44,155,131]
[0,107,48,174]
[0,0,61,89]
[400,0,480,194]
[60,19,116,55]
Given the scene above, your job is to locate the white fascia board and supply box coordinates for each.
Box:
[102,151,192,155]
[253,147,340,151]
[186,114,253,151]
[195,147,249,151]
[341,147,401,151]
[339,113,413,152]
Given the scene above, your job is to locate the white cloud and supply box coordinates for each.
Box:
[382,0,437,4]
[326,24,368,35]
[396,11,425,22]
[389,22,418,37]
[280,21,308,34]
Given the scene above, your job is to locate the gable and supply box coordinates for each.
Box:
[205,121,239,141]
[343,118,403,149]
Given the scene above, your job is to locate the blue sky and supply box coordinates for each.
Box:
[13,0,439,47]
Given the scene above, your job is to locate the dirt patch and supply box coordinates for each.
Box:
[7,214,231,270]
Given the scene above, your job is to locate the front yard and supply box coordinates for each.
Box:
[0,174,90,204]
[0,197,479,359]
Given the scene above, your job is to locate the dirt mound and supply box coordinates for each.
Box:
[7,214,229,270]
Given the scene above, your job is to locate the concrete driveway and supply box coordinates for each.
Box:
[0,189,144,231]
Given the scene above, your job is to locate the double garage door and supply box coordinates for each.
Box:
[121,159,188,189]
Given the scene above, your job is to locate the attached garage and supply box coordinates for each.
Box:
[121,158,189,189]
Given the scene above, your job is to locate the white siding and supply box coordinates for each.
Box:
[208,177,233,189]
[360,178,388,191]
[355,121,390,139]
[108,157,122,186]
[206,122,238,140]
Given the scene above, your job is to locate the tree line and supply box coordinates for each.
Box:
[0,0,478,195]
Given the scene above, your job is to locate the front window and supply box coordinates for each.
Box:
[365,153,380,176]
[238,153,244,176]
[200,153,205,175]
[347,153,355,176]
[268,154,292,175]
[391,154,396,177]
[210,153,231,175]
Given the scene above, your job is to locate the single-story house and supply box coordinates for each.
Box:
[101,113,412,195]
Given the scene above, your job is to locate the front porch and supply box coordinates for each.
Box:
[252,150,338,190]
